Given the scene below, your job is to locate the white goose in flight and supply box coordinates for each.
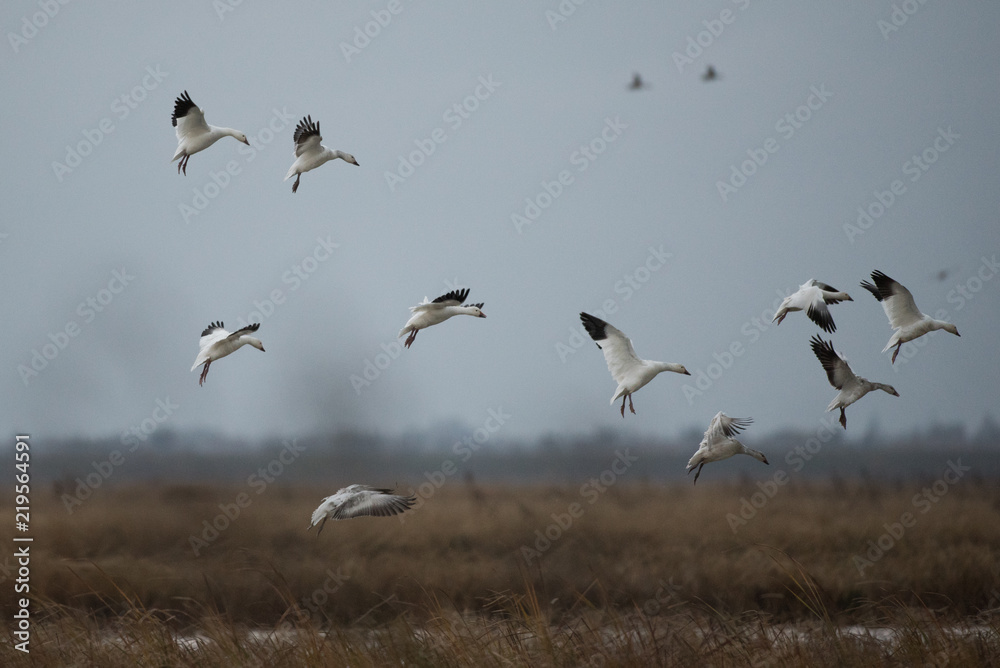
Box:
[398,288,486,349]
[171,91,249,175]
[772,279,853,333]
[309,485,416,534]
[284,115,359,193]
[579,312,690,417]
[686,412,767,484]
[190,321,265,386]
[860,270,959,363]
[810,335,899,429]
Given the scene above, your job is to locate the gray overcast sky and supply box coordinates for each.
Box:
[3,2,999,445]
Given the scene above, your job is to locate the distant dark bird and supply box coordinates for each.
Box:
[860,270,960,363]
[810,335,899,429]
[579,312,690,417]
[398,288,486,349]
[701,65,719,81]
[309,485,416,535]
[772,279,853,333]
[171,91,250,175]
[628,73,646,90]
[190,322,265,386]
[284,115,359,193]
[686,412,767,484]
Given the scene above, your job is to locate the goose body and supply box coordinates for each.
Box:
[171,91,249,175]
[398,288,486,349]
[686,412,767,484]
[860,270,959,363]
[810,335,899,429]
[190,321,265,386]
[772,279,853,333]
[309,485,416,534]
[579,312,690,417]
[284,115,359,192]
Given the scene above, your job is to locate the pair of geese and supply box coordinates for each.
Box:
[170,91,358,192]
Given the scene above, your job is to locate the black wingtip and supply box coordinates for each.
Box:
[579,312,607,341]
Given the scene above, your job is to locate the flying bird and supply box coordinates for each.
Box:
[398,288,486,349]
[628,73,646,90]
[810,335,899,429]
[579,312,690,417]
[171,91,249,175]
[686,412,767,484]
[309,485,416,535]
[701,65,719,81]
[860,270,960,363]
[772,279,853,333]
[190,321,265,386]
[284,115,359,193]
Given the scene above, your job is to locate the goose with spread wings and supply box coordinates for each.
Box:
[284,115,359,193]
[686,412,767,484]
[190,321,265,386]
[579,312,690,417]
[171,91,249,175]
[810,335,898,429]
[860,270,959,363]
[772,279,853,333]
[398,288,486,349]
[309,485,416,535]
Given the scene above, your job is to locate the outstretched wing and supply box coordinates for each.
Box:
[810,335,856,390]
[580,312,641,386]
[861,270,921,329]
[228,322,260,341]
[293,115,323,158]
[198,321,229,349]
[705,411,753,442]
[173,91,210,139]
[330,486,416,520]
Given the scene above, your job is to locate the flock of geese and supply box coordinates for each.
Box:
[173,91,961,530]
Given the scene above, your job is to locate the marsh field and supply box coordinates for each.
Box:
[4,454,1000,667]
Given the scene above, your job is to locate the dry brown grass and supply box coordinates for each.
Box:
[3,478,1000,665]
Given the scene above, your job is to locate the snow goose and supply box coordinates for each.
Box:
[810,335,898,429]
[398,288,486,349]
[772,279,853,333]
[171,91,249,175]
[686,412,766,484]
[860,270,960,363]
[579,312,690,417]
[284,115,359,193]
[309,485,416,535]
[190,321,265,386]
